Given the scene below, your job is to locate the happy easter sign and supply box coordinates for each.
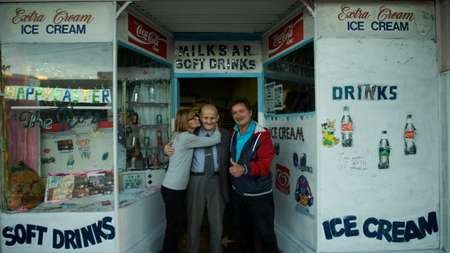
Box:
[4,86,111,104]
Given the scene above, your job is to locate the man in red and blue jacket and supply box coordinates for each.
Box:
[229,97,279,253]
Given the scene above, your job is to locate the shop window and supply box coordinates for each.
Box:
[117,45,171,191]
[264,42,314,114]
[1,43,114,212]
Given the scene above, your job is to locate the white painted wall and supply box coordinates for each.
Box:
[316,1,440,252]
[442,70,450,252]
[265,114,317,253]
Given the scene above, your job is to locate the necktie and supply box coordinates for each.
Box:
[204,134,215,177]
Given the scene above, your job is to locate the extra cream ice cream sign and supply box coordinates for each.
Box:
[317,1,435,39]
[0,3,114,42]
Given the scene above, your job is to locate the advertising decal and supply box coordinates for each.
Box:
[268,14,304,57]
[128,14,168,59]
[275,164,290,194]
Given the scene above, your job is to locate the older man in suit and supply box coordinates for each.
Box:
[165,104,230,253]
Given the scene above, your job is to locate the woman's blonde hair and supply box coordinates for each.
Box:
[175,109,196,132]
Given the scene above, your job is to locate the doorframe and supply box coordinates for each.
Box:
[172,73,264,121]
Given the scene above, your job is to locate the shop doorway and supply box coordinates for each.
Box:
[177,77,257,252]
[179,78,258,129]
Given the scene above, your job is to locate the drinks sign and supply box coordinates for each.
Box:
[128,14,168,59]
[0,3,114,42]
[268,14,304,58]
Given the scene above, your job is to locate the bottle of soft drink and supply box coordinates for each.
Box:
[404,114,416,155]
[341,106,353,147]
[378,130,390,169]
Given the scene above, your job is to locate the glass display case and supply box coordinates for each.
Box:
[117,45,171,191]
[1,42,114,212]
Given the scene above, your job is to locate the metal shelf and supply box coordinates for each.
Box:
[128,102,169,106]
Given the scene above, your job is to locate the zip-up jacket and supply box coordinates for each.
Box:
[230,123,274,196]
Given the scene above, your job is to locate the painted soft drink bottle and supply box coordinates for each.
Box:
[341,106,353,147]
[378,130,390,169]
[404,114,416,155]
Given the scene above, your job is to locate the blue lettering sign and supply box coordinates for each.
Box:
[21,24,39,35]
[2,216,115,249]
[347,21,365,31]
[2,224,48,246]
[332,84,398,101]
[324,212,438,242]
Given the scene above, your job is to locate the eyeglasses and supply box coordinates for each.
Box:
[189,113,199,121]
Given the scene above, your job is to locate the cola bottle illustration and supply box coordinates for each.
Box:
[404,114,417,155]
[378,130,390,169]
[341,106,353,147]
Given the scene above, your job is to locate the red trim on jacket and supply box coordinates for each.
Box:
[248,128,274,177]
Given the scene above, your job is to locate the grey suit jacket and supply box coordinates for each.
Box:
[193,127,231,202]
[217,128,231,203]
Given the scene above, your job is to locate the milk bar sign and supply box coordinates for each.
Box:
[174,42,262,73]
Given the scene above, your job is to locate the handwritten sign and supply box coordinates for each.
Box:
[322,212,438,243]
[174,42,262,73]
[318,2,435,39]
[2,216,115,250]
[4,86,111,104]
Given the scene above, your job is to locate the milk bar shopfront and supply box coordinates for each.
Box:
[0,1,448,253]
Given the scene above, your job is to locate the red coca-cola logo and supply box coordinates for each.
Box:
[268,14,304,57]
[341,123,353,131]
[128,14,167,59]
[404,130,415,139]
[272,24,294,49]
[136,25,161,49]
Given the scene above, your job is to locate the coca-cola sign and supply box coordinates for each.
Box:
[268,14,304,57]
[128,14,167,59]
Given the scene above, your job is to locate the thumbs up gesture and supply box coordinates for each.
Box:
[229,159,245,177]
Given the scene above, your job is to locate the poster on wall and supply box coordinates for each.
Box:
[0,2,114,43]
[265,82,275,113]
[174,41,262,73]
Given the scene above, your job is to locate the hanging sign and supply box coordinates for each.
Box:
[128,14,168,59]
[0,3,114,43]
[174,41,262,73]
[4,86,111,104]
[268,13,304,57]
[317,2,435,39]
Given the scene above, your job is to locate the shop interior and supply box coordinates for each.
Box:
[264,41,315,115]
[179,78,257,129]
